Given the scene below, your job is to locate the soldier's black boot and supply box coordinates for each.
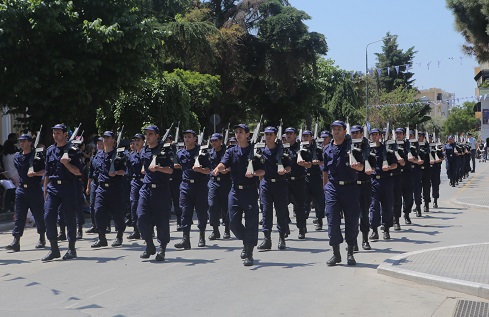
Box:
[278,232,286,250]
[176,217,183,232]
[383,228,391,240]
[140,239,156,259]
[57,226,67,241]
[240,245,247,259]
[91,233,108,248]
[5,235,20,252]
[155,244,167,261]
[257,231,272,250]
[63,240,77,260]
[76,225,83,240]
[433,198,438,209]
[326,245,341,266]
[35,233,46,248]
[86,225,97,233]
[111,232,123,247]
[127,228,141,240]
[41,240,61,261]
[223,226,230,239]
[198,230,206,247]
[424,203,430,213]
[243,245,254,266]
[404,213,412,224]
[362,232,371,250]
[415,205,422,217]
[208,226,220,240]
[369,229,379,240]
[174,231,191,250]
[315,218,323,231]
[298,227,306,239]
[393,217,401,231]
[347,244,356,266]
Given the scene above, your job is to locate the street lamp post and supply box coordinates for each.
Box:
[365,38,386,124]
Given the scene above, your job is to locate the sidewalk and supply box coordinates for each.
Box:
[378,161,489,301]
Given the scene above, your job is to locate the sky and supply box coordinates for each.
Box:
[289,0,479,104]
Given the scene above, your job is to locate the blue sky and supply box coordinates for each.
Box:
[289,0,479,104]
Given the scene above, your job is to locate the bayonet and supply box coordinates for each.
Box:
[246,116,263,175]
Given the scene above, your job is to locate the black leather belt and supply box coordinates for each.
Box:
[356,180,371,185]
[234,184,253,190]
[52,179,75,185]
[144,183,165,189]
[182,179,206,184]
[211,176,230,182]
[100,182,118,188]
[306,172,320,176]
[374,174,392,179]
[331,180,355,185]
[21,183,37,189]
[264,177,286,183]
[288,175,305,181]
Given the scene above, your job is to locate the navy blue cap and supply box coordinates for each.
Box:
[409,130,415,135]
[302,130,312,135]
[18,134,32,141]
[320,130,331,138]
[350,125,362,133]
[429,133,433,137]
[229,136,237,142]
[165,134,174,140]
[233,124,250,133]
[182,129,196,136]
[331,120,346,128]
[418,131,426,136]
[395,128,405,133]
[369,128,380,134]
[264,126,278,134]
[132,133,144,140]
[97,137,103,142]
[210,133,223,140]
[102,131,115,138]
[144,125,160,134]
[285,127,297,134]
[51,123,68,132]
[448,135,454,139]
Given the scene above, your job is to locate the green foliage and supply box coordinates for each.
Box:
[443,101,479,135]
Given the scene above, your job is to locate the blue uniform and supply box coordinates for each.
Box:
[221,144,263,246]
[12,151,45,237]
[431,149,444,199]
[94,149,127,236]
[445,143,458,185]
[127,150,144,228]
[369,144,396,230]
[323,140,360,246]
[286,141,307,230]
[400,140,414,215]
[44,143,83,242]
[419,142,432,205]
[177,146,210,232]
[260,146,290,234]
[137,142,174,244]
[208,147,231,228]
[169,168,182,222]
[88,150,102,228]
[304,144,325,220]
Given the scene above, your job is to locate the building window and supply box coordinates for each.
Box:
[437,93,442,100]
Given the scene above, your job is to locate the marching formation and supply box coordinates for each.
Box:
[4,120,476,267]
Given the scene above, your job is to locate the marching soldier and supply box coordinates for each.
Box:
[91,131,127,248]
[5,134,46,252]
[164,134,183,231]
[323,121,364,266]
[395,129,414,224]
[174,130,210,249]
[127,133,145,239]
[137,125,174,261]
[258,126,291,250]
[42,124,83,261]
[207,133,232,240]
[213,124,265,266]
[418,132,432,214]
[445,136,458,187]
[85,137,104,233]
[410,130,423,217]
[431,138,444,208]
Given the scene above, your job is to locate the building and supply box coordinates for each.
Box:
[475,62,489,141]
[416,88,454,118]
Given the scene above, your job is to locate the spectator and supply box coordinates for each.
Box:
[2,133,19,187]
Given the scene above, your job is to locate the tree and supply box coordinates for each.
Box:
[374,33,417,93]
[446,0,489,62]
[0,0,160,138]
[443,101,479,135]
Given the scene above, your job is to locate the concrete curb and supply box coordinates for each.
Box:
[450,198,489,210]
[377,243,489,300]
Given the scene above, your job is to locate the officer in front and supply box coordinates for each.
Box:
[213,124,265,266]
[127,133,145,239]
[174,130,210,249]
[5,134,46,252]
[323,121,364,266]
[42,124,83,261]
[207,133,232,240]
[369,128,397,240]
[137,125,174,261]
[91,131,127,248]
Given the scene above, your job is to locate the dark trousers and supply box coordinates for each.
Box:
[179,181,208,232]
[58,180,84,228]
[358,182,372,234]
[471,149,476,171]
[421,167,431,204]
[208,178,231,227]
[305,173,325,219]
[12,186,45,237]
[169,178,181,218]
[130,179,143,227]
[228,188,259,246]
[260,179,289,234]
[287,178,307,229]
[412,167,422,206]
[392,174,403,219]
[431,166,441,199]
[44,182,79,242]
[89,182,97,227]
[325,182,360,246]
[401,171,414,214]
[137,184,171,244]
[447,160,457,184]
[94,184,126,235]
[369,177,394,229]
